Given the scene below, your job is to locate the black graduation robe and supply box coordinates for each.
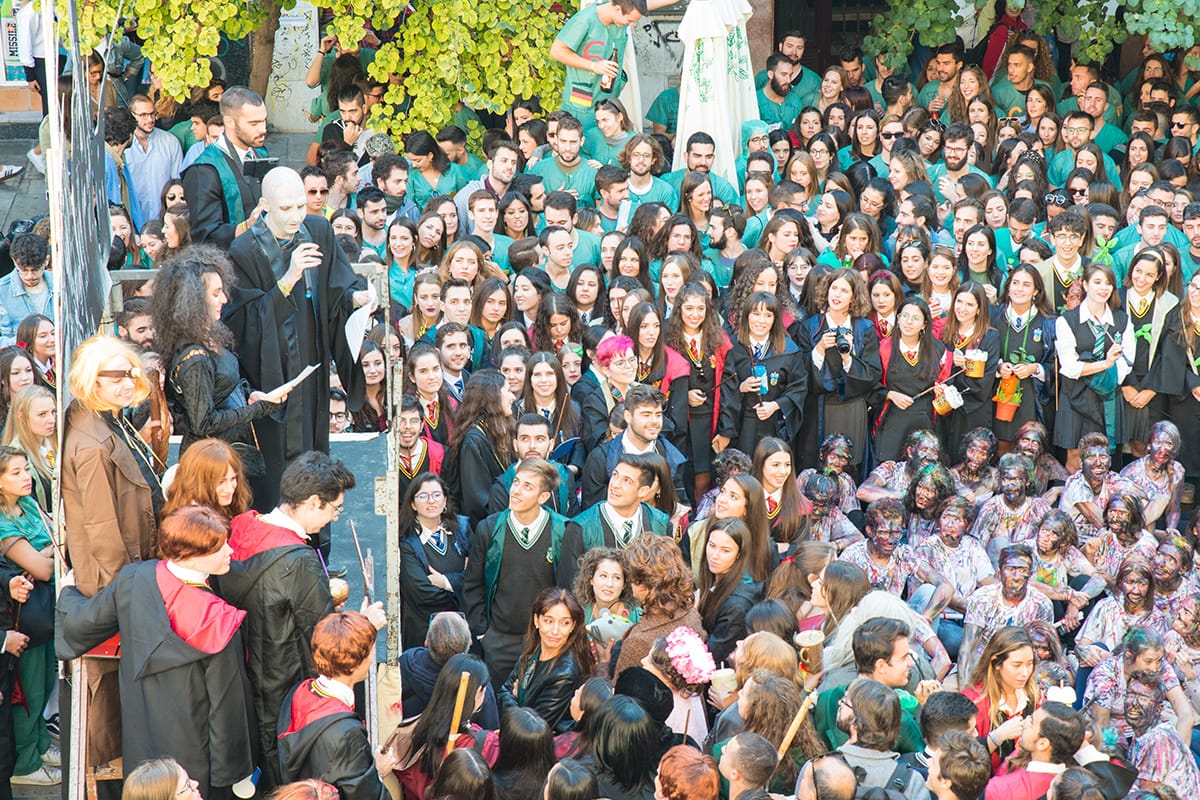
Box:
[55,561,255,797]
[223,215,367,510]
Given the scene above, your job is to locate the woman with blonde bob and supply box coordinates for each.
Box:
[61,336,161,767]
[121,757,202,800]
[2,384,55,512]
[163,438,253,519]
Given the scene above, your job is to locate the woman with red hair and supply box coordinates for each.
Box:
[655,745,718,800]
[163,437,253,519]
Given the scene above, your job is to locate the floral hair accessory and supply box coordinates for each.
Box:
[665,627,715,685]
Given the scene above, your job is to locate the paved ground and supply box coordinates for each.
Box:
[0,131,317,233]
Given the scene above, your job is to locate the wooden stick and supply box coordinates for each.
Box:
[776,693,817,765]
[914,368,964,399]
[682,705,691,741]
[445,671,471,756]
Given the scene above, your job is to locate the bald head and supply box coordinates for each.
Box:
[797,756,856,800]
[262,167,308,240]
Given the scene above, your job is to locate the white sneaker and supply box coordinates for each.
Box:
[26,147,45,175]
[12,765,61,785]
[41,744,61,767]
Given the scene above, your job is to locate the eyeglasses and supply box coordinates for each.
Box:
[330,411,350,421]
[132,110,158,120]
[1044,193,1069,207]
[1063,126,1091,135]
[609,356,638,369]
[1172,121,1190,129]
[328,502,345,515]
[1054,231,1083,241]
[416,491,445,502]
[999,116,1021,126]
[943,145,969,155]
[880,131,903,140]
[98,368,142,381]
[307,188,330,195]
[1070,188,1088,196]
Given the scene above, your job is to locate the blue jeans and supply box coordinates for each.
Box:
[908,583,963,663]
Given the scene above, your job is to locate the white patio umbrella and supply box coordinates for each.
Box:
[672,0,757,189]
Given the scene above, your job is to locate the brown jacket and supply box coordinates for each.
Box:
[61,400,159,596]
[614,605,706,678]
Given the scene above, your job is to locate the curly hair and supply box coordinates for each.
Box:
[150,244,236,366]
[815,268,873,317]
[573,547,634,608]
[623,534,695,619]
[743,669,809,786]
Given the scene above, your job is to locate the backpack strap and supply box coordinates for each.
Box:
[886,758,916,795]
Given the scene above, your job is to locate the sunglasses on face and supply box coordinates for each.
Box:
[1045,193,1069,207]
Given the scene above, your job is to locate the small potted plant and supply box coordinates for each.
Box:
[994,348,1032,422]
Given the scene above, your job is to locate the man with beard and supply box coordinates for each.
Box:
[1121,420,1186,530]
[558,452,670,587]
[1151,537,1195,617]
[530,115,598,206]
[594,165,630,232]
[960,543,1053,680]
[395,396,445,501]
[754,31,819,99]
[115,297,155,350]
[970,454,1052,565]
[1059,433,1142,540]
[319,86,374,165]
[858,429,943,504]
[663,132,741,207]
[756,53,803,130]
[223,167,370,510]
[1048,111,1119,187]
[927,124,992,205]
[813,618,933,753]
[372,153,419,223]
[705,207,747,290]
[618,134,678,210]
[580,384,688,509]
[982,702,1085,800]
[355,187,388,259]
[183,87,270,249]
[916,39,964,117]
[1124,670,1200,796]
[914,497,996,661]
[454,140,521,233]
[488,414,576,517]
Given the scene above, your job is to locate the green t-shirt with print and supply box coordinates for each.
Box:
[555,7,628,127]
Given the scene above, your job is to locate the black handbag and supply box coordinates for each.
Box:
[0,536,54,647]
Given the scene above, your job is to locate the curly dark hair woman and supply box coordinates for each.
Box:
[151,245,279,482]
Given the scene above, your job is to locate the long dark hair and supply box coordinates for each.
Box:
[697,518,753,630]
[515,587,595,679]
[611,236,654,292]
[448,370,514,466]
[412,654,490,777]
[890,296,940,382]
[752,437,803,545]
[531,293,584,353]
[560,678,613,758]
[589,696,660,792]
[406,130,451,174]
[940,280,992,352]
[567,263,609,322]
[493,708,555,800]
[149,245,236,363]
[398,472,458,534]
[470,276,514,335]
[665,280,724,357]
[626,302,668,385]
[999,263,1054,318]
[736,291,787,354]
[520,352,580,436]
[428,749,498,800]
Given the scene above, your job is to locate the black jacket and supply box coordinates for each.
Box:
[498,650,586,734]
[703,579,765,666]
[445,427,508,526]
[277,680,387,800]
[167,343,277,452]
[181,139,262,249]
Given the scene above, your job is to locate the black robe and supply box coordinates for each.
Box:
[1146,307,1200,475]
[55,561,255,797]
[224,216,366,509]
[213,512,335,791]
[277,679,388,800]
[181,136,263,250]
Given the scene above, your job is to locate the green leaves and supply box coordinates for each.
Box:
[863,0,964,71]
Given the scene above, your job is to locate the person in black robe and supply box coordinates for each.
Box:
[181,88,272,250]
[1147,300,1200,478]
[277,612,393,800]
[0,567,32,800]
[55,507,255,799]
[223,167,369,511]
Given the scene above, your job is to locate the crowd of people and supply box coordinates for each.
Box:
[9,0,1200,799]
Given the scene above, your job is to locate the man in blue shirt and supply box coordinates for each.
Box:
[0,233,53,344]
